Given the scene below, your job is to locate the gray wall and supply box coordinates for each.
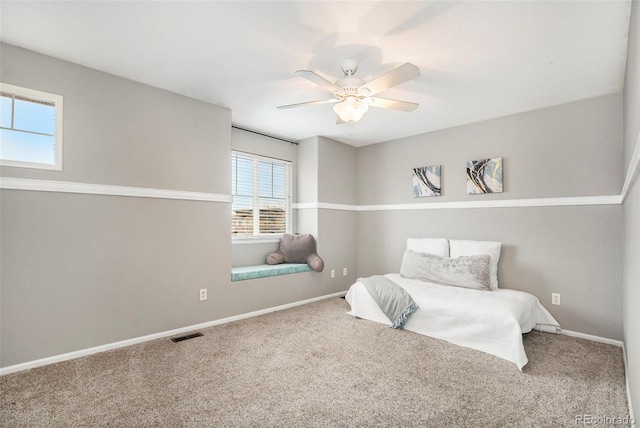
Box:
[357,94,622,205]
[0,44,233,367]
[297,136,358,291]
[623,0,640,418]
[623,169,639,420]
[356,94,624,340]
[0,44,230,194]
[317,137,358,287]
[624,0,640,173]
[1,192,232,362]
[318,137,358,205]
[296,136,319,204]
[0,45,349,368]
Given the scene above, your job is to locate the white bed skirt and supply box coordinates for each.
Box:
[345,273,560,370]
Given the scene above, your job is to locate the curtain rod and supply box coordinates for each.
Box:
[232,125,299,146]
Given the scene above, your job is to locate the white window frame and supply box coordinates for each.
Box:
[0,82,64,171]
[231,150,292,240]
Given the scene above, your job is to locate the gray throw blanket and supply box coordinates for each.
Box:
[359,275,419,329]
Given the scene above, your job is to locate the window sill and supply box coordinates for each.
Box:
[232,236,282,245]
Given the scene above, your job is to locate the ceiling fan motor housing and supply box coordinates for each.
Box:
[334,76,366,101]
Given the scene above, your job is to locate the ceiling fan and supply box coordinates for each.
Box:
[277,59,421,124]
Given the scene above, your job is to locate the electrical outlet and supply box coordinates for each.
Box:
[200,288,207,301]
[343,268,348,276]
[331,269,335,278]
[552,293,561,305]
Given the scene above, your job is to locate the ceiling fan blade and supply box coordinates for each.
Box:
[368,97,419,112]
[277,98,338,110]
[295,70,340,92]
[336,117,347,125]
[360,63,420,96]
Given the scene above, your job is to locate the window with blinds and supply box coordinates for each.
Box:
[231,151,291,237]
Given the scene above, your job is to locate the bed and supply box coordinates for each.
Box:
[345,238,561,370]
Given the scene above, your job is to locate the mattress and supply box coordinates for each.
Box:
[345,273,560,370]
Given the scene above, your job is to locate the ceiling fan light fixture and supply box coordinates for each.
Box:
[333,97,369,123]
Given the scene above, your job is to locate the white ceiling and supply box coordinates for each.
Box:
[0,1,632,147]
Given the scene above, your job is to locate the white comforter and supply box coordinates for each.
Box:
[345,273,560,370]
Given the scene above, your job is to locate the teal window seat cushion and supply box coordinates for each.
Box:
[231,263,313,282]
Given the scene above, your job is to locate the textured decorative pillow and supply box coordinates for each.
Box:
[266,233,324,272]
[400,250,492,291]
[449,239,501,290]
[406,238,449,257]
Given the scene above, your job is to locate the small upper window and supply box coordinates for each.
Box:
[0,83,63,170]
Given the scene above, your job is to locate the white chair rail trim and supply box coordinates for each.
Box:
[293,195,622,211]
[0,177,232,203]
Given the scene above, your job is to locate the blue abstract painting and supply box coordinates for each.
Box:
[413,165,441,197]
[466,157,503,194]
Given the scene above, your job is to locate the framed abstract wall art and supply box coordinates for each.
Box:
[412,165,441,197]
[466,157,503,194]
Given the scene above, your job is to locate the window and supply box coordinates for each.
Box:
[231,151,292,237]
[0,83,63,170]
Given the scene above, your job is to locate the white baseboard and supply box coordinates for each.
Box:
[560,329,624,347]
[0,291,347,376]
[622,343,637,428]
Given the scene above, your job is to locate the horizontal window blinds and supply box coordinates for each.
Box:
[231,152,291,236]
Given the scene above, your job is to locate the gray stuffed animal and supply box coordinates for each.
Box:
[266,233,324,272]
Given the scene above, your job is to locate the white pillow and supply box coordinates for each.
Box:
[406,238,449,257]
[449,239,501,290]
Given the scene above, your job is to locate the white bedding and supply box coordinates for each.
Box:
[345,273,560,370]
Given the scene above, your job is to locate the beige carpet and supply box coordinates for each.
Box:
[0,297,631,427]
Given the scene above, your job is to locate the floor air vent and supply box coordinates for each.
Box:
[170,332,203,343]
